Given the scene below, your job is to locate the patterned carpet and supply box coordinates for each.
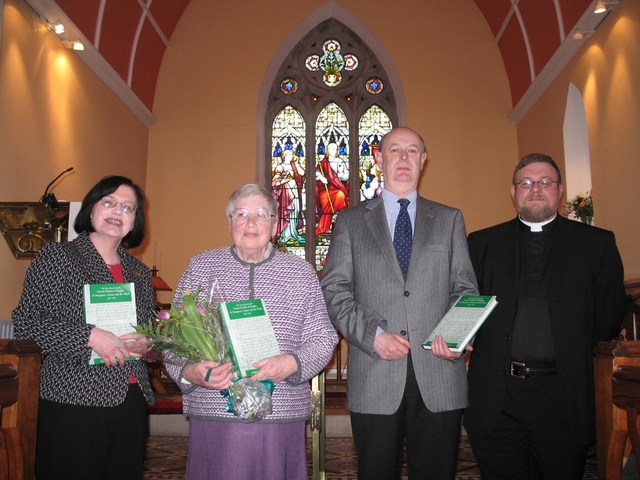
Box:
[143,435,598,480]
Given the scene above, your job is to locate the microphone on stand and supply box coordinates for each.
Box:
[41,167,74,207]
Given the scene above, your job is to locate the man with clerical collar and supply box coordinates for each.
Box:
[464,153,626,479]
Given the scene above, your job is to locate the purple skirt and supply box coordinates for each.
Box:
[185,419,308,480]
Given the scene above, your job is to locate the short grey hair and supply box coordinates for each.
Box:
[226,183,278,219]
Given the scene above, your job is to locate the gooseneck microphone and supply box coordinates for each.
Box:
[41,167,74,206]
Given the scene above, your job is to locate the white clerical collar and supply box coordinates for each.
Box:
[519,213,557,232]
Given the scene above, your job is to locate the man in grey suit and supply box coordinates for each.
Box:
[321,126,478,479]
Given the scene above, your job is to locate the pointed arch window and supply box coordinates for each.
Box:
[266,19,397,270]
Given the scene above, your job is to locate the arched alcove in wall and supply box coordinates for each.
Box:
[563,82,593,221]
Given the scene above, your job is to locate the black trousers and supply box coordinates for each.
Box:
[35,384,148,480]
[350,358,463,480]
[468,375,588,480]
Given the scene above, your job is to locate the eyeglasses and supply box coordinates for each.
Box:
[515,178,558,189]
[99,198,137,214]
[229,208,275,225]
[229,208,275,224]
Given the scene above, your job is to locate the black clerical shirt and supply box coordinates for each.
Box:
[511,217,558,364]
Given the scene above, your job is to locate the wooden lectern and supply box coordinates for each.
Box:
[0,340,42,480]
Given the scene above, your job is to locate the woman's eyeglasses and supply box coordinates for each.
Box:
[229,208,275,225]
[99,198,137,214]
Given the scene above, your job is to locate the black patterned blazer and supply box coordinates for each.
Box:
[13,232,156,407]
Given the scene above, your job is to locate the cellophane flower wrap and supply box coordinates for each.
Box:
[135,285,273,422]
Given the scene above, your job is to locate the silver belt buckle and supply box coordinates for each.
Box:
[510,361,528,379]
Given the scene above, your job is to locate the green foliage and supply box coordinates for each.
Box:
[565,190,594,222]
[134,287,231,364]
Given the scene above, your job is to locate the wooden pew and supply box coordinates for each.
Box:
[594,341,640,480]
[1,363,22,480]
[609,364,640,479]
[0,340,42,480]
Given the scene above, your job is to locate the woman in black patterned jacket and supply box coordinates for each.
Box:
[13,176,156,480]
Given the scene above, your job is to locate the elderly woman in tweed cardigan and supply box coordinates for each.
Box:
[165,183,338,480]
[13,176,156,480]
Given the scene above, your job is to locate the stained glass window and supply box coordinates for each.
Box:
[305,40,358,87]
[267,19,397,271]
[271,106,306,259]
[315,103,349,241]
[359,106,392,202]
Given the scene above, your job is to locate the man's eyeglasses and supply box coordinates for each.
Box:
[515,178,558,189]
[99,198,137,214]
[229,208,275,225]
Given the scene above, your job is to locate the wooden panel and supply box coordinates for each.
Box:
[0,340,42,480]
[594,341,640,480]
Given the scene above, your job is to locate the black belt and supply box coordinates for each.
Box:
[510,361,557,379]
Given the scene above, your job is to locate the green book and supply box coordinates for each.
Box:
[83,283,138,365]
[218,299,281,378]
[422,295,498,353]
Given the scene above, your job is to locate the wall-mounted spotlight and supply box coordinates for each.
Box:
[594,1,619,14]
[64,40,85,51]
[572,29,595,40]
[47,20,65,35]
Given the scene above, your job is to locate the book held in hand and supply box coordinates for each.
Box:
[423,295,498,353]
[218,299,281,377]
[83,283,138,365]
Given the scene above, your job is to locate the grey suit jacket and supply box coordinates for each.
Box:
[321,195,478,414]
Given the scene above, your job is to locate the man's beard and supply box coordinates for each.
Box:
[519,201,556,223]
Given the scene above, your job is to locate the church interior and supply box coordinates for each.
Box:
[1,0,640,478]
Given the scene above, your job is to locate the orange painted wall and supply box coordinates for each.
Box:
[517,0,640,278]
[0,0,149,318]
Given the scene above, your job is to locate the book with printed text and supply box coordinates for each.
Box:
[218,299,281,377]
[422,295,498,353]
[83,283,138,365]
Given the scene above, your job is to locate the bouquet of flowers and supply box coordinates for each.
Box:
[135,286,273,422]
[565,190,594,224]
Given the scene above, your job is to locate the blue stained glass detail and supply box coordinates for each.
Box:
[365,77,384,94]
[339,139,348,156]
[295,143,305,157]
[280,78,298,94]
[361,140,370,156]
[273,142,283,157]
[317,139,326,155]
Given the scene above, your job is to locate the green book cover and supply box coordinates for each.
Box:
[83,283,138,365]
[218,299,281,377]
[422,295,498,353]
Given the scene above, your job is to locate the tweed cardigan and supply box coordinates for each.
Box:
[165,246,338,423]
[13,232,156,407]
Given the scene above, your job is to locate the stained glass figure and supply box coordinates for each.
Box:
[359,105,392,202]
[315,103,349,239]
[365,77,384,94]
[280,78,298,94]
[271,106,306,250]
[305,39,358,87]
